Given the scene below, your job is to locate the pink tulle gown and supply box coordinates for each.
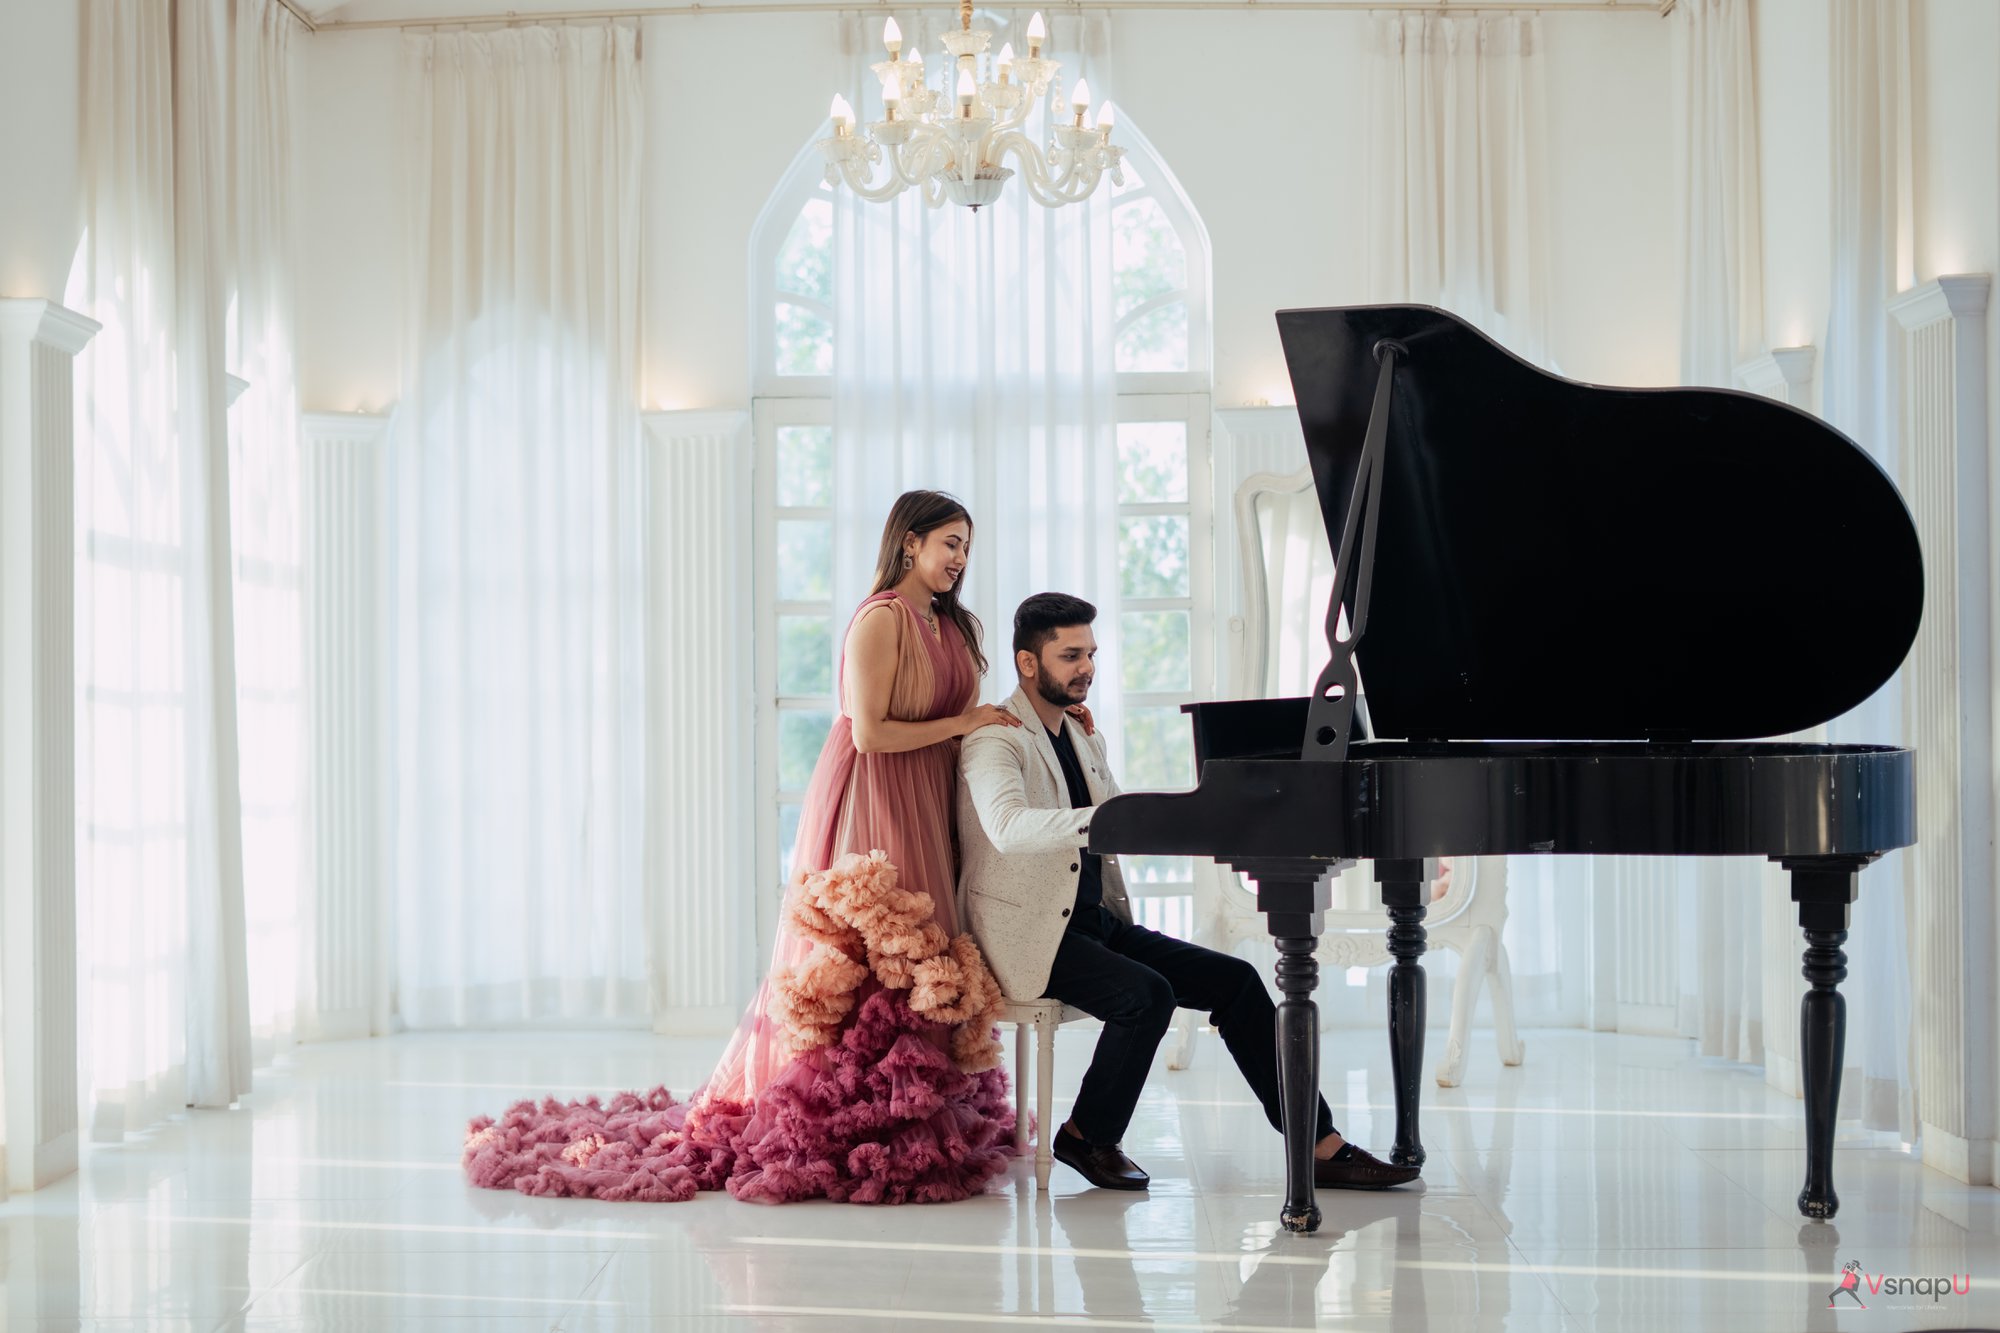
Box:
[463,591,1017,1203]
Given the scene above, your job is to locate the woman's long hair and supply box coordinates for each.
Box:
[869,490,987,676]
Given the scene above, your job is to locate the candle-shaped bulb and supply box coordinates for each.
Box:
[882,75,901,106]
[1095,101,1114,130]
[998,41,1015,73]
[1071,76,1091,111]
[909,48,924,68]
[883,17,902,55]
[957,66,976,114]
[1027,11,1046,55]
[830,93,855,131]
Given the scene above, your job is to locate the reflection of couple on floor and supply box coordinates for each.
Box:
[462,489,1414,1203]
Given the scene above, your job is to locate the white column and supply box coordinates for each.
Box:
[1735,345,1818,411]
[1889,274,1995,1185]
[0,298,98,1193]
[642,410,755,1034]
[1736,344,1822,1096]
[300,412,390,1041]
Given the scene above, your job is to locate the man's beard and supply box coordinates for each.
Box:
[1034,672,1090,707]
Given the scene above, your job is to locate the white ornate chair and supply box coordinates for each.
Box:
[998,997,1090,1189]
[1168,466,1525,1087]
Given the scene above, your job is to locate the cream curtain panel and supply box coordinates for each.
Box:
[70,0,303,1137]
[387,24,649,1028]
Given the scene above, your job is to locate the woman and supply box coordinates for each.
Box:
[465,491,1027,1203]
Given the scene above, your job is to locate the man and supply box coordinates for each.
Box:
[957,592,1419,1192]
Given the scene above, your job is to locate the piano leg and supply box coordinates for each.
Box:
[1378,859,1430,1169]
[1236,858,1333,1236]
[1789,858,1864,1221]
[1274,933,1322,1234]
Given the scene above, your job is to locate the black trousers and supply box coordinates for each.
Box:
[1043,905,1338,1148]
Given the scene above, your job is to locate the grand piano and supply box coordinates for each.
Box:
[1091,304,1922,1234]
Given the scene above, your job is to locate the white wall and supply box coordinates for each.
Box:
[294,9,1678,413]
[297,29,404,411]
[1757,0,2000,413]
[1543,14,1678,386]
[1754,0,1832,356]
[0,0,81,300]
[640,16,840,411]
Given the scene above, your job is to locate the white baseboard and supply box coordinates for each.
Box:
[650,1006,742,1038]
[1920,1122,1998,1186]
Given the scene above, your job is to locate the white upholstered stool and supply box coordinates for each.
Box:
[997,998,1089,1190]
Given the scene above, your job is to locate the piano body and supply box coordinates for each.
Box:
[1090,305,1922,1234]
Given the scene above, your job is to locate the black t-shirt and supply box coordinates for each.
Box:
[1046,724,1103,917]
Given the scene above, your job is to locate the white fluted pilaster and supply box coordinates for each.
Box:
[300,412,391,1041]
[0,299,98,1193]
[643,410,755,1034]
[1889,275,1994,1185]
[1735,345,1818,411]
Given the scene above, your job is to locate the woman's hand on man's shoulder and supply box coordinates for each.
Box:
[958,702,1024,737]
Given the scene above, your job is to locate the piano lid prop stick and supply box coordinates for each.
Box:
[1303,337,1403,764]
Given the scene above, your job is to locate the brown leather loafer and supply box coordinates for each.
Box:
[1052,1129,1150,1191]
[1313,1143,1421,1190]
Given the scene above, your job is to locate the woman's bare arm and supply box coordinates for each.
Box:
[846,604,1017,753]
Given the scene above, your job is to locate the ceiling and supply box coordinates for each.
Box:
[297,0,1668,24]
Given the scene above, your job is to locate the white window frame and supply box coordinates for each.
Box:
[752,396,835,947]
[1112,393,1212,938]
[749,118,1216,942]
[752,152,836,402]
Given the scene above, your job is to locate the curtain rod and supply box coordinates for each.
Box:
[308,0,1670,33]
[275,0,321,27]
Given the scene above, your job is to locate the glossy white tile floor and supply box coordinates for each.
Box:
[4,1026,1996,1331]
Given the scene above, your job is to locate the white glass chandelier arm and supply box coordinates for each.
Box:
[829,149,917,202]
[981,87,1036,138]
[890,131,953,186]
[983,128,1101,207]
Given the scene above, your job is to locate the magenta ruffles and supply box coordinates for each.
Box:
[463,851,1017,1204]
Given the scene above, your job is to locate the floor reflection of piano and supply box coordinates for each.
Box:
[1091,305,1922,1234]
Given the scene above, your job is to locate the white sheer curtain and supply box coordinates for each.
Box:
[389,25,648,1028]
[226,0,307,1056]
[1365,12,1551,364]
[71,0,190,1140]
[1675,0,1766,1066]
[830,10,1121,729]
[1678,0,1765,390]
[1363,10,1590,1028]
[70,0,297,1135]
[1823,0,1917,1139]
[175,0,255,1112]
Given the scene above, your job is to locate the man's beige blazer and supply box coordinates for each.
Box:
[957,685,1134,999]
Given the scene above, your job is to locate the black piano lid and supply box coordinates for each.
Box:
[1276,305,1925,743]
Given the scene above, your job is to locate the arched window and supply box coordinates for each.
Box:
[750,115,1212,937]
[772,186,834,380]
[755,164,836,397]
[1112,158,1204,379]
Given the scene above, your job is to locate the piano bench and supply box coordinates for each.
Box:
[997,998,1091,1191]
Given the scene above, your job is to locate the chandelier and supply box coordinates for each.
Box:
[817,4,1123,211]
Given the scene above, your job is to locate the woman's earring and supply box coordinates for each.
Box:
[903,554,914,571]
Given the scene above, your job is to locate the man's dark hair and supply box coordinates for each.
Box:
[1013,592,1098,658]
